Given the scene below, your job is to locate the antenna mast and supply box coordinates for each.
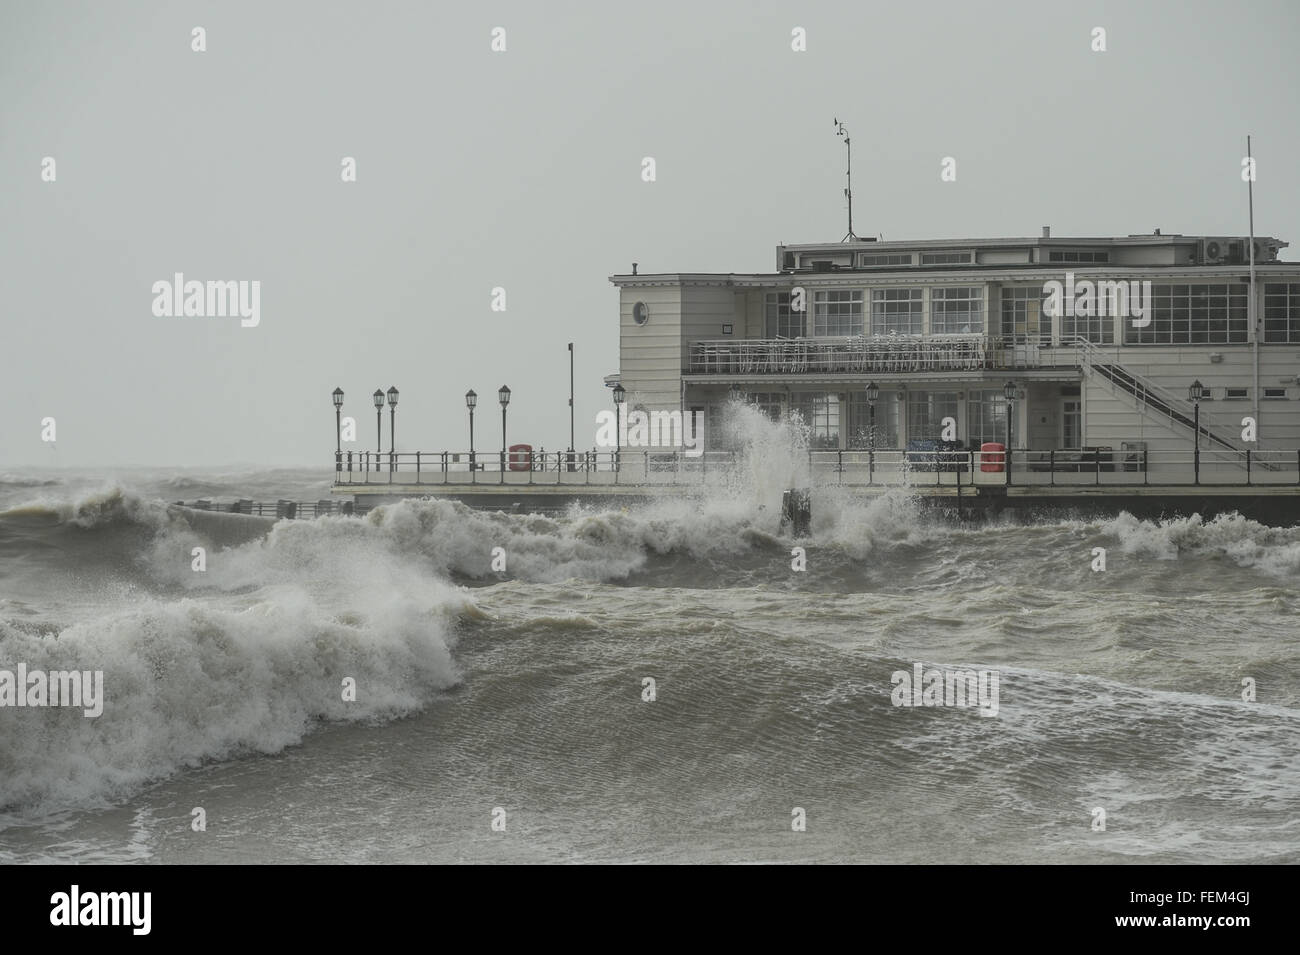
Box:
[834,118,857,241]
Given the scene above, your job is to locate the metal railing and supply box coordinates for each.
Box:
[687,335,991,375]
[1069,337,1242,453]
[331,447,1300,489]
[174,499,372,518]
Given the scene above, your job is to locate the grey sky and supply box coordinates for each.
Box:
[2,0,1297,467]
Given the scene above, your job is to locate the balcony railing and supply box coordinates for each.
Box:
[332,447,1300,489]
[688,335,1008,375]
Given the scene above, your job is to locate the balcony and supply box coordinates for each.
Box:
[687,335,1026,376]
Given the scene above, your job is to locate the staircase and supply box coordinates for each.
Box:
[1069,338,1247,456]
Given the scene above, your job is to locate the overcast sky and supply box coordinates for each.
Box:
[2,0,1297,468]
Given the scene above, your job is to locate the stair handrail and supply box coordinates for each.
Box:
[1065,336,1240,450]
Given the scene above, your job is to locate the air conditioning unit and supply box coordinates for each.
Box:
[1252,240,1280,263]
[1200,238,1231,264]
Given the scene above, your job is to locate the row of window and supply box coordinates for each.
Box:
[729,390,1010,450]
[1047,250,1110,263]
[1265,283,1300,343]
[766,288,983,337]
[854,250,1109,268]
[763,284,1300,344]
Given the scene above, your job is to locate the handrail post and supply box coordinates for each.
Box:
[1095,447,1101,485]
[868,449,874,485]
[838,449,843,485]
[1246,449,1251,486]
[1050,449,1055,486]
[1144,448,1149,486]
[416,451,420,483]
[644,449,649,484]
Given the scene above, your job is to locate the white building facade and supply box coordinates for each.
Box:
[610,232,1300,469]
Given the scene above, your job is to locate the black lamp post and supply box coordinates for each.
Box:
[865,382,879,447]
[332,387,344,472]
[386,386,398,471]
[1003,380,1017,486]
[1189,380,1205,485]
[466,389,477,470]
[865,381,879,483]
[372,389,384,456]
[498,385,511,483]
[613,383,626,471]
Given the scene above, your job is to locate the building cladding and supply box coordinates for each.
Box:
[610,231,1300,458]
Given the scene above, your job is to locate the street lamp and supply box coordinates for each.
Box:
[386,386,399,471]
[1188,380,1205,485]
[466,389,477,471]
[1003,380,1017,486]
[372,389,384,456]
[499,385,511,483]
[332,387,344,472]
[613,383,626,471]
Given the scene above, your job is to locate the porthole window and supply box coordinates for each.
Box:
[632,302,649,325]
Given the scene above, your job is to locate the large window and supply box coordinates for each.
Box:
[791,393,841,448]
[847,392,901,449]
[1000,286,1051,344]
[1264,283,1300,343]
[907,390,960,442]
[920,251,972,265]
[930,287,983,334]
[871,288,923,335]
[765,292,806,338]
[744,392,783,421]
[1060,299,1115,344]
[812,290,863,337]
[966,389,1008,447]
[1125,283,1248,344]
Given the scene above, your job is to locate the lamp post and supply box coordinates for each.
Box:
[568,343,575,463]
[1003,380,1017,486]
[499,385,511,484]
[613,383,626,472]
[332,387,344,473]
[386,386,399,472]
[1189,380,1205,485]
[372,389,384,463]
[865,381,879,483]
[466,389,477,472]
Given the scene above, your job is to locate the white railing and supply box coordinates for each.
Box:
[688,335,990,375]
[332,448,1300,489]
[1068,337,1238,450]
